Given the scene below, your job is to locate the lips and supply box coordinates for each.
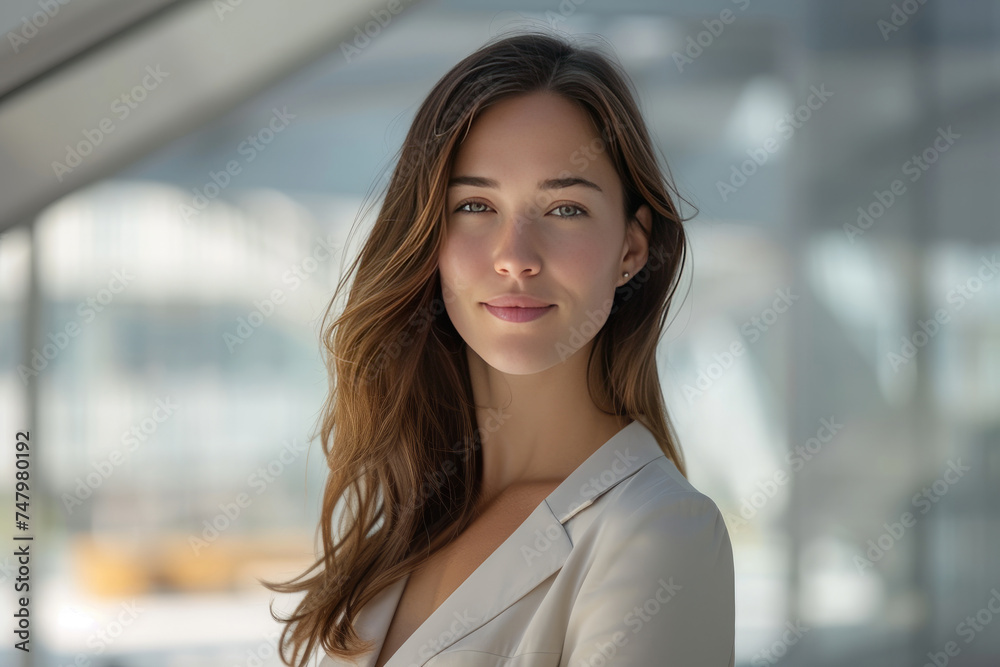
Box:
[482,303,555,323]
[483,295,552,308]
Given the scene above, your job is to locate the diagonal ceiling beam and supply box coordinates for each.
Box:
[0,0,417,233]
[0,0,185,99]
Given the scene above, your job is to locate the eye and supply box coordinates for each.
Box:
[550,203,587,218]
[455,200,493,214]
[453,200,589,218]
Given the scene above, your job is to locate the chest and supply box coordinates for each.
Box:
[373,483,558,667]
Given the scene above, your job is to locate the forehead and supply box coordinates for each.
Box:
[450,91,620,190]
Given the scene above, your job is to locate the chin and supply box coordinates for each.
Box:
[470,338,581,375]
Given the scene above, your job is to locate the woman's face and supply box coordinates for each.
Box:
[438,90,649,375]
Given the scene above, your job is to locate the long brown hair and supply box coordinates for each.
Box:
[262,28,695,665]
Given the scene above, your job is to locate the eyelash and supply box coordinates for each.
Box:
[454,199,588,218]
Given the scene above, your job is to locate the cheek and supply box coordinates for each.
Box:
[559,237,618,289]
[438,234,480,298]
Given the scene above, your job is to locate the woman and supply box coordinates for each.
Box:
[264,29,735,667]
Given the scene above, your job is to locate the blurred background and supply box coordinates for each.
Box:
[1,0,998,665]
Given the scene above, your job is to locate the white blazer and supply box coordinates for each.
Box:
[318,419,735,667]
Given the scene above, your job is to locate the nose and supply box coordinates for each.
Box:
[492,207,541,277]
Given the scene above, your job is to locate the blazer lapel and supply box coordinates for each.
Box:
[348,574,410,667]
[385,499,573,667]
[384,419,666,667]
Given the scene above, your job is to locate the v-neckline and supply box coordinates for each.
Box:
[350,418,652,667]
[374,479,563,667]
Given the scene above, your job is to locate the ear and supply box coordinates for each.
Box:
[633,203,652,237]
[622,204,651,277]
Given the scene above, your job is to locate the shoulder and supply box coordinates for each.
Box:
[603,455,728,538]
[562,458,735,666]
[580,455,733,582]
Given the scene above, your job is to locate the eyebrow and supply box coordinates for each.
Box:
[448,175,603,193]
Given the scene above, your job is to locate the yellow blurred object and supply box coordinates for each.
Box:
[160,539,239,592]
[73,538,152,597]
[73,531,315,597]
